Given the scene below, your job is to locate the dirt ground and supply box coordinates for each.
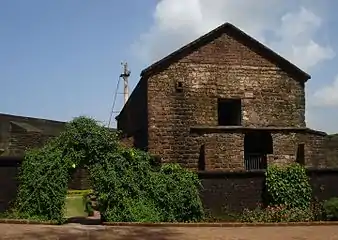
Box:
[1,223,338,240]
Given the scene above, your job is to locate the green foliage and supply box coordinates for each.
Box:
[151,164,204,222]
[90,148,204,222]
[68,190,93,196]
[265,163,312,209]
[311,198,325,221]
[14,145,69,222]
[82,193,94,216]
[13,117,109,222]
[14,116,204,223]
[241,205,314,223]
[323,197,338,220]
[203,209,241,223]
[88,147,158,222]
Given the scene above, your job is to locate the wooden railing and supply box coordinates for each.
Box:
[244,153,267,170]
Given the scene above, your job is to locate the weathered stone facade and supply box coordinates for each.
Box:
[117,22,331,170]
[184,127,327,170]
[117,78,148,151]
[325,134,338,167]
[0,113,65,157]
[0,113,93,190]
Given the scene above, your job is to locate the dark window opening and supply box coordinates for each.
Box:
[218,99,242,126]
[244,131,273,170]
[133,129,148,151]
[296,144,305,165]
[175,81,183,93]
[198,144,206,171]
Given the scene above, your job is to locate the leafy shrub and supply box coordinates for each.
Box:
[13,117,117,223]
[14,116,204,223]
[323,197,338,220]
[90,149,204,222]
[83,192,95,216]
[14,145,69,222]
[151,164,204,222]
[311,198,325,221]
[241,205,314,223]
[203,209,240,223]
[265,163,312,209]
[88,147,160,222]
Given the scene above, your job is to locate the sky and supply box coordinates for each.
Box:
[1,0,338,133]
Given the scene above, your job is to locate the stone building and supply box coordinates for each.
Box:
[117,22,332,171]
[325,134,338,166]
[0,113,66,211]
[0,113,65,157]
[0,113,97,201]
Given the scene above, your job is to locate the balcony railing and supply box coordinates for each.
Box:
[245,153,267,170]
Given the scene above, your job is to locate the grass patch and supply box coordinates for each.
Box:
[64,196,87,218]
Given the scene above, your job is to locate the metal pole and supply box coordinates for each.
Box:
[120,62,130,105]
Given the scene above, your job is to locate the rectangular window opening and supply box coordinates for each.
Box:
[217,98,242,126]
[198,144,206,171]
[296,143,305,165]
[175,81,183,93]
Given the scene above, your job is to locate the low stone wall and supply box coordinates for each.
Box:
[199,168,338,216]
[308,168,338,201]
[199,170,265,215]
[2,157,338,217]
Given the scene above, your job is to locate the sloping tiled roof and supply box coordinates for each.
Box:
[140,22,311,82]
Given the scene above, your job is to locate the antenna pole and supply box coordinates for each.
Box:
[120,62,131,105]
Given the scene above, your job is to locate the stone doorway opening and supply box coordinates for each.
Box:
[244,131,273,170]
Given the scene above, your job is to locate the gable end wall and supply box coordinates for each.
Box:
[147,32,306,168]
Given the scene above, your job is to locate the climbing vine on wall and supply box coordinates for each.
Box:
[13,116,204,223]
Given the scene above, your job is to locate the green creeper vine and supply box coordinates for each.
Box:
[12,116,204,223]
[265,163,312,209]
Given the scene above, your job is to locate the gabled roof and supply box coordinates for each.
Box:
[140,22,311,82]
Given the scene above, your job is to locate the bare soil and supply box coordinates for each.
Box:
[1,223,338,239]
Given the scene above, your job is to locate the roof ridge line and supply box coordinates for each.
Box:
[140,22,310,82]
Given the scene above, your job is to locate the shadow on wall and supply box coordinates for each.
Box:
[326,134,338,166]
[0,157,21,213]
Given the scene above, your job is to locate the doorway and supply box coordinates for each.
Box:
[244,131,273,170]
